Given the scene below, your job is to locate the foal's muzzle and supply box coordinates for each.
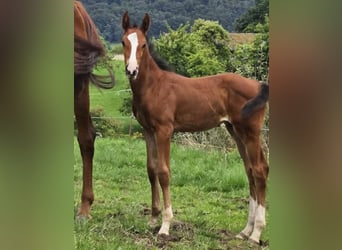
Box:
[126,65,139,79]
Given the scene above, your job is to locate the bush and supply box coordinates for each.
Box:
[74,106,122,138]
[153,19,231,77]
[230,15,269,82]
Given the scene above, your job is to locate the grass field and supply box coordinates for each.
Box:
[90,60,130,118]
[74,137,269,249]
[89,59,143,135]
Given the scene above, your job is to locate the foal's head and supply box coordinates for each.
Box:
[121,11,150,79]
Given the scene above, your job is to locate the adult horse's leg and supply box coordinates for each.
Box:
[154,126,173,235]
[74,76,96,218]
[235,124,269,243]
[144,130,161,225]
[224,122,257,240]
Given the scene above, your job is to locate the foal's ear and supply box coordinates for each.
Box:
[122,11,130,31]
[140,13,150,34]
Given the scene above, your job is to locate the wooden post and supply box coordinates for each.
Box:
[129,112,133,136]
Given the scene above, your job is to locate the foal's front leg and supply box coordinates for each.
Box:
[155,127,173,236]
[144,131,161,225]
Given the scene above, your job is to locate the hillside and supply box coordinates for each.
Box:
[81,0,255,42]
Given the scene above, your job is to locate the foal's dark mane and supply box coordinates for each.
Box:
[148,39,174,72]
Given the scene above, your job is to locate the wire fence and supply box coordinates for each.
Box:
[90,88,131,96]
[85,115,269,159]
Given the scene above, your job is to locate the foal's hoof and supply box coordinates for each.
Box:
[76,214,92,220]
[148,217,158,227]
[248,237,261,245]
[76,204,92,220]
[76,210,92,220]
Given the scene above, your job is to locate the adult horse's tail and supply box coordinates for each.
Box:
[74,1,115,89]
[241,83,269,118]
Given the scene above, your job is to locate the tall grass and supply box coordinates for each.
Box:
[74,137,269,249]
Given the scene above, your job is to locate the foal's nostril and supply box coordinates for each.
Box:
[125,65,130,75]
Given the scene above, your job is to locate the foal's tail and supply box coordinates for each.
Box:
[241,83,269,118]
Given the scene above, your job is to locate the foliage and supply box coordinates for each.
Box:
[153,19,231,77]
[154,16,269,81]
[152,23,190,76]
[94,36,114,72]
[119,95,133,116]
[90,107,121,137]
[230,15,269,81]
[81,0,255,42]
[234,0,269,32]
[74,137,270,249]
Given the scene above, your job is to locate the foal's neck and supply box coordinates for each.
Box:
[130,49,161,93]
[141,49,160,77]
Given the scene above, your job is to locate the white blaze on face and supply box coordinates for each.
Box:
[127,32,139,75]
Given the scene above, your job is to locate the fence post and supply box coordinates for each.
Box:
[129,113,133,136]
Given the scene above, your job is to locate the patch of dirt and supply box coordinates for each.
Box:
[218,229,236,243]
[154,221,195,248]
[135,205,270,249]
[140,207,151,216]
[218,229,269,250]
[128,219,195,249]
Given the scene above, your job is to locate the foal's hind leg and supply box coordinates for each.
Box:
[144,131,161,225]
[225,122,257,239]
[75,79,96,218]
[247,144,268,243]
[235,125,269,244]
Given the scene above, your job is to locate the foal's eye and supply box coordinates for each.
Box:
[142,43,146,49]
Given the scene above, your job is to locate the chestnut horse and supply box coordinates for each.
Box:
[121,12,269,244]
[74,1,115,218]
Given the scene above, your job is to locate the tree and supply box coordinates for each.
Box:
[152,23,190,76]
[153,19,231,77]
[230,15,269,81]
[234,0,269,32]
[81,0,255,42]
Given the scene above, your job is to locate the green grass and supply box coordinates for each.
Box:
[91,60,130,118]
[74,137,269,249]
[90,60,142,134]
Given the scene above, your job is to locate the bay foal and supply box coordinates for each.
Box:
[121,12,269,243]
[74,1,115,218]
